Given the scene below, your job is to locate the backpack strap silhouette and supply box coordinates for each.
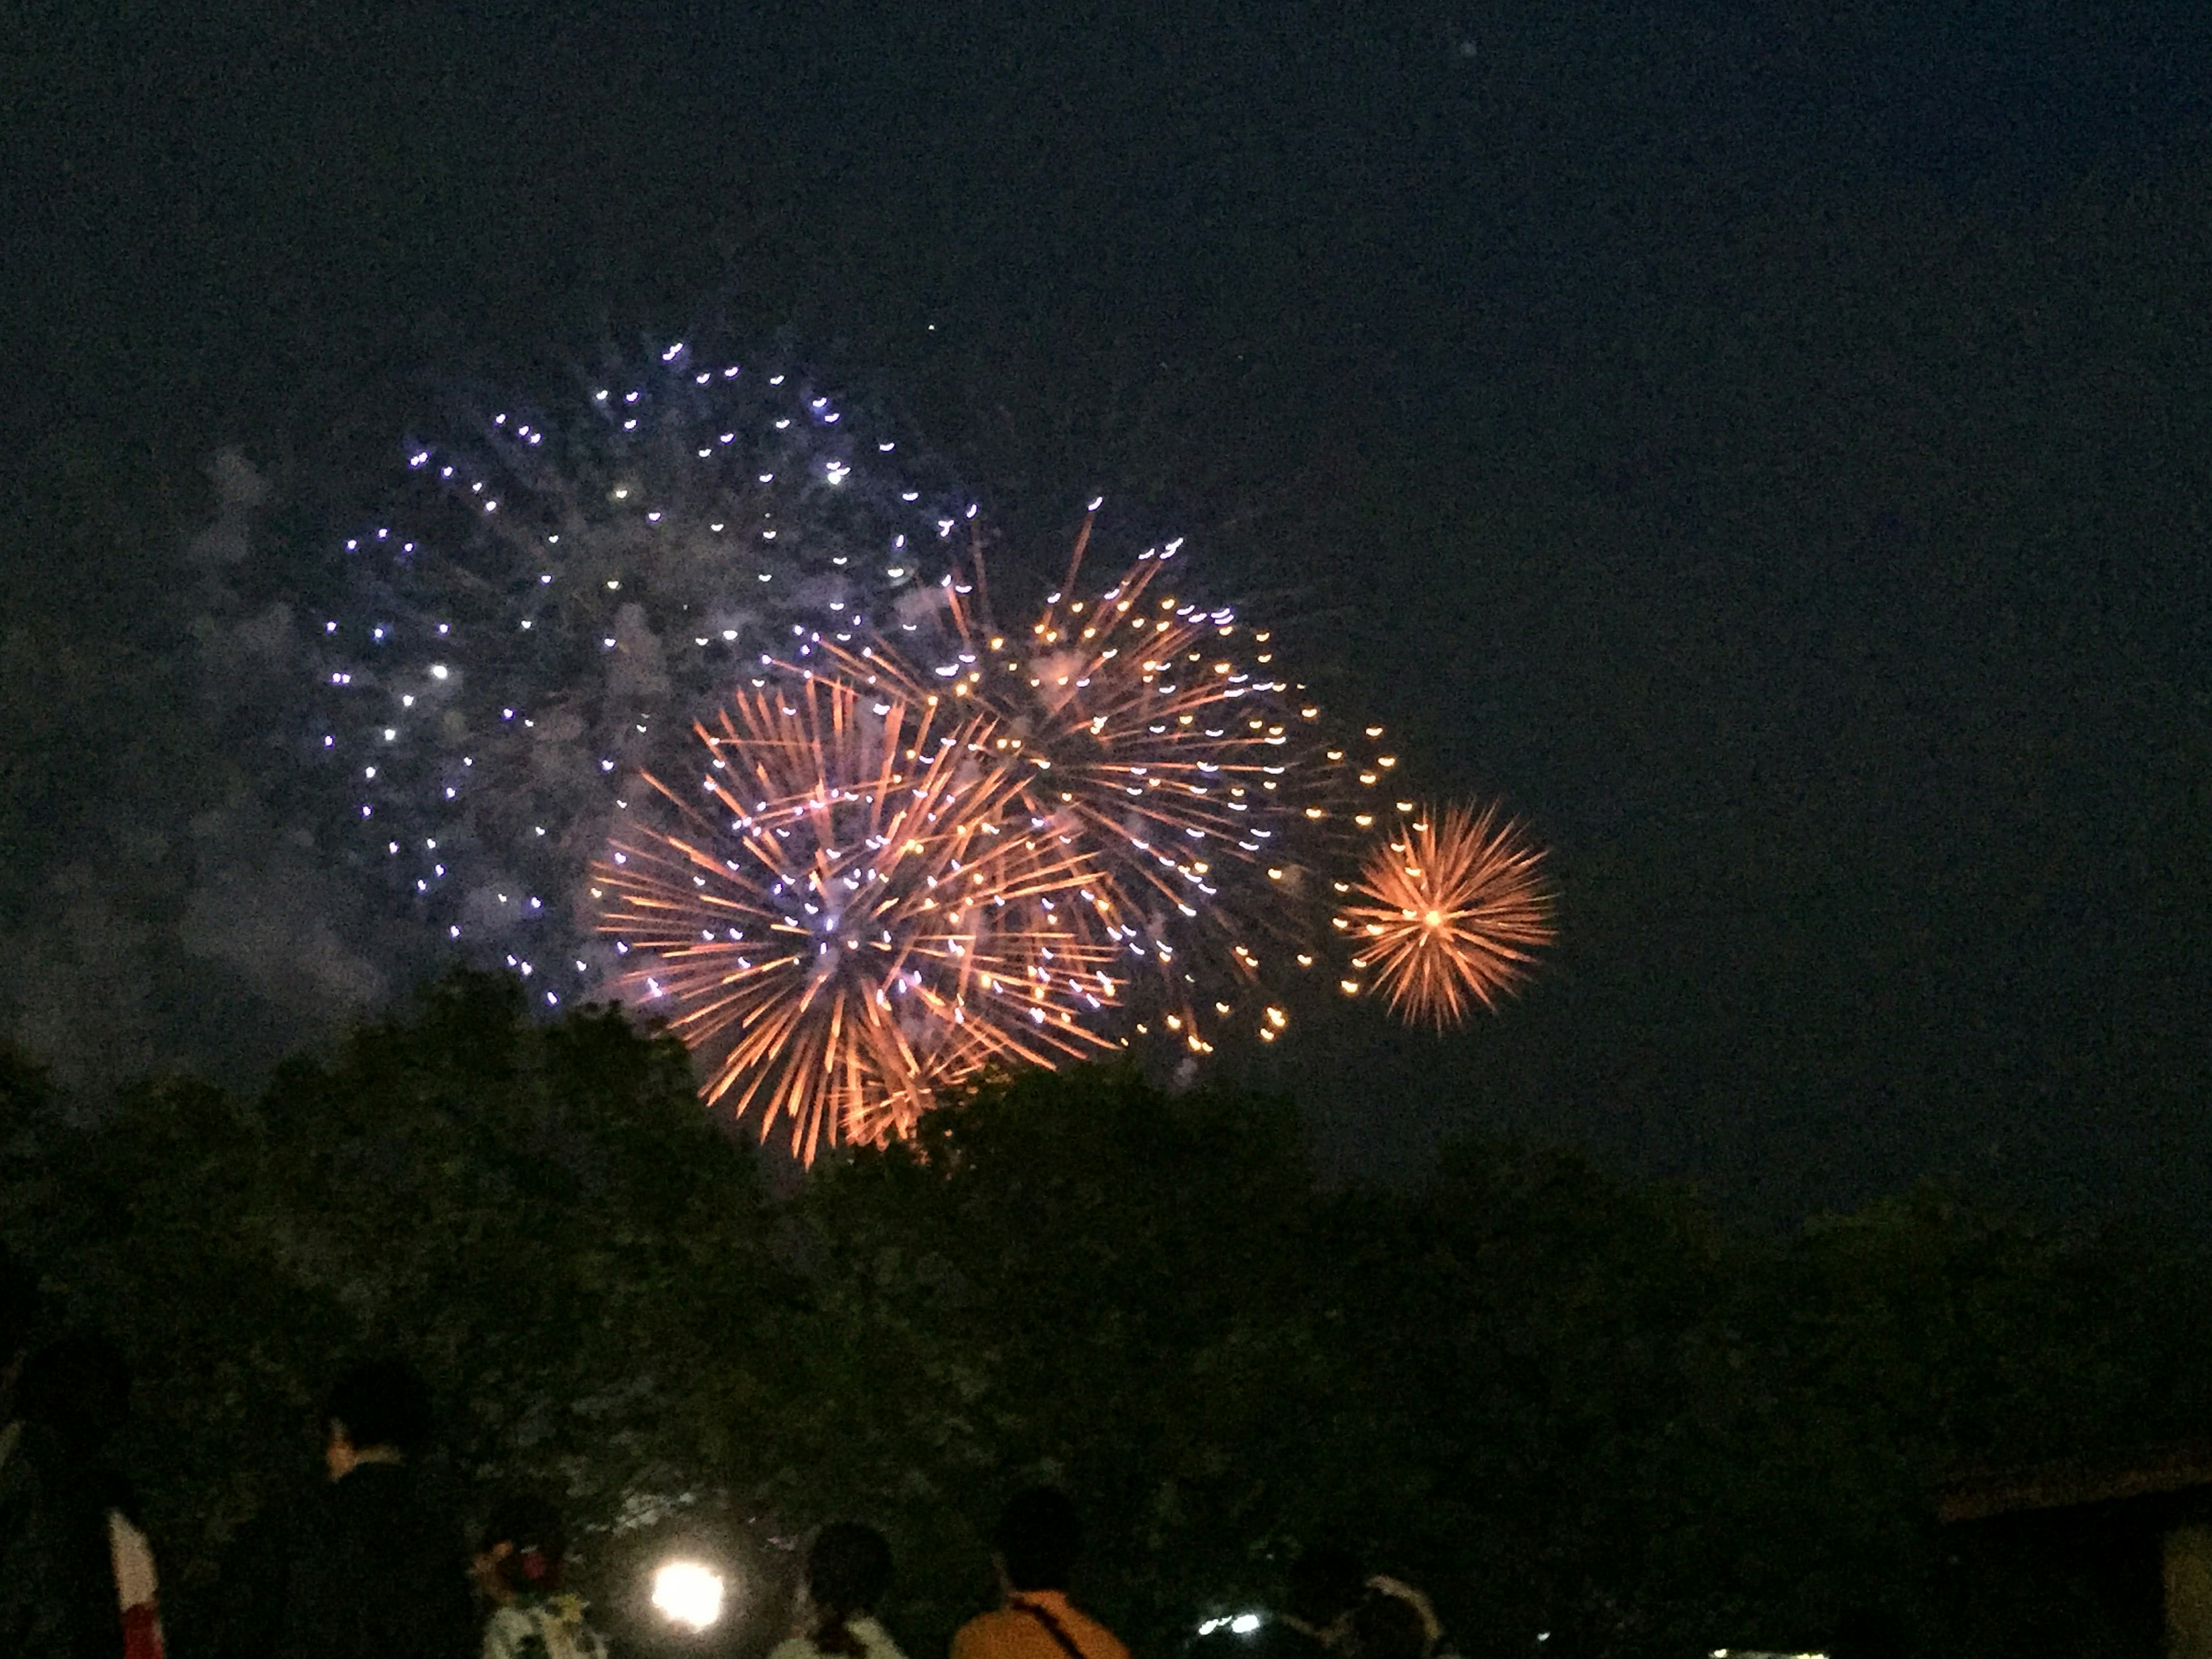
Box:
[1017,1601,1089,1659]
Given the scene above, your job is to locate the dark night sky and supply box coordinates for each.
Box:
[5,1,2212,1224]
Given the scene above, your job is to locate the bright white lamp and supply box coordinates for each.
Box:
[652,1560,726,1631]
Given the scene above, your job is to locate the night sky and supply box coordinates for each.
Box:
[6,1,2211,1224]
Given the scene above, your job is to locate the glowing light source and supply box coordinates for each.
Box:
[1195,1614,1268,1638]
[652,1561,725,1631]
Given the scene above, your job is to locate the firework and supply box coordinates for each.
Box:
[818,510,1389,1054]
[307,339,971,1003]
[592,675,1124,1161]
[1335,802,1553,1030]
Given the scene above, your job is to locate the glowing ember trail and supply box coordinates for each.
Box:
[592,676,1124,1161]
[1335,802,1554,1031]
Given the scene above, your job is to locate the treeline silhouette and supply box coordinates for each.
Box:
[4,971,2209,1657]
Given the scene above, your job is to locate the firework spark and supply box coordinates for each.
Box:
[313,340,1555,1139]
[309,338,968,1002]
[592,675,1124,1160]
[821,512,1387,1052]
[1336,802,1553,1030]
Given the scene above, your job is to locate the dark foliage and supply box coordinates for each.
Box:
[3,975,2210,1657]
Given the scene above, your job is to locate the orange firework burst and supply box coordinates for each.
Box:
[822,512,1388,1052]
[592,676,1124,1162]
[1335,802,1554,1030]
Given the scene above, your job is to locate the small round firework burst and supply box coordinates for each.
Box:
[592,673,1125,1161]
[1336,802,1554,1030]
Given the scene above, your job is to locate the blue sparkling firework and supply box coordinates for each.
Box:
[306,339,974,1001]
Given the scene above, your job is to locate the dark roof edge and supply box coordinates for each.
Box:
[1940,1443,2212,1523]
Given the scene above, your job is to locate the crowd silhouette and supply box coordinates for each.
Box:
[0,1243,1478,1659]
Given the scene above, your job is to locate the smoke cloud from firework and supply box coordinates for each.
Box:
[0,448,393,1090]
